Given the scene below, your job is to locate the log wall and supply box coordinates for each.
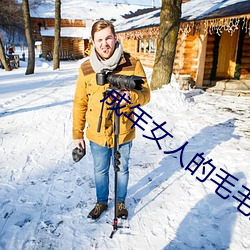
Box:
[173,34,199,81]
[120,38,156,68]
[41,37,87,58]
[32,18,86,29]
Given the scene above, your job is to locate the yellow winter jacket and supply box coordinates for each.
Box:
[72,52,150,148]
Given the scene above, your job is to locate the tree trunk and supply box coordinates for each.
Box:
[151,0,182,90]
[22,0,35,75]
[0,37,11,71]
[53,0,61,70]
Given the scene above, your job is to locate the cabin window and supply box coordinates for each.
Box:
[137,38,156,54]
[150,38,155,53]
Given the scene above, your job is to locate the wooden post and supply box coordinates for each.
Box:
[195,32,207,87]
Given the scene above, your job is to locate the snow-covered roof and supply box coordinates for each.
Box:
[30,0,151,20]
[115,8,160,32]
[40,27,91,39]
[115,0,250,33]
[182,0,250,21]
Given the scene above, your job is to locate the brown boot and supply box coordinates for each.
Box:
[87,202,108,220]
[117,202,128,219]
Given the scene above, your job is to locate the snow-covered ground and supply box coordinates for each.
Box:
[0,49,250,250]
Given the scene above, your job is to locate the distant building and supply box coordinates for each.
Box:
[31,17,92,60]
[30,1,151,60]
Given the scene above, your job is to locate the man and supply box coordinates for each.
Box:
[72,20,150,220]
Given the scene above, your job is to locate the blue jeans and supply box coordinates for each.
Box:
[90,141,132,205]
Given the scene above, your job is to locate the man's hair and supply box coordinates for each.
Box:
[91,20,116,40]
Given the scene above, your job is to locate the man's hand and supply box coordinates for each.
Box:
[74,139,85,149]
[109,90,130,105]
[118,90,130,105]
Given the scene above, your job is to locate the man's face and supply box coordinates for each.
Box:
[93,27,117,60]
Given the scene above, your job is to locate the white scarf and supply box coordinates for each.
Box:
[90,41,123,73]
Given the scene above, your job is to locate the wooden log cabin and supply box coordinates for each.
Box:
[31,18,92,60]
[115,0,250,89]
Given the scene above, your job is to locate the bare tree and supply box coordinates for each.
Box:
[151,0,182,90]
[0,0,23,71]
[22,0,35,75]
[0,37,11,71]
[53,0,61,70]
[0,0,24,38]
